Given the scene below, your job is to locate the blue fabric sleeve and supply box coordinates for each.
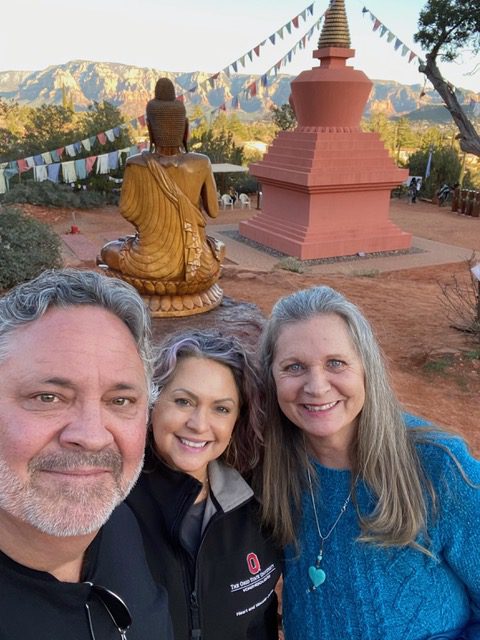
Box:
[430,437,480,639]
[405,413,480,638]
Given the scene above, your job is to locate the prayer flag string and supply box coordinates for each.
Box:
[3,0,322,172]
[361,6,424,67]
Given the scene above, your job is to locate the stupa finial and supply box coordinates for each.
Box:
[317,0,351,49]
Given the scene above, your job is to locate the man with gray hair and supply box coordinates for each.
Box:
[0,268,172,639]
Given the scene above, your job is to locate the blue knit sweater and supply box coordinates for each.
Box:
[283,422,480,640]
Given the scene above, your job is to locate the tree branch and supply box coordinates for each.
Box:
[419,54,480,156]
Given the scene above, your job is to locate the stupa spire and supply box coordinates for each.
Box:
[318,0,351,49]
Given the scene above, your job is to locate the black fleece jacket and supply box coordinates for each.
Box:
[126,456,281,640]
[0,503,173,640]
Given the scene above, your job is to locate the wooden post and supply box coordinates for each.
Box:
[473,192,480,218]
[466,190,475,216]
[452,186,460,212]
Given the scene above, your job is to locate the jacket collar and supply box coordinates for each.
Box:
[144,449,253,517]
[207,459,253,513]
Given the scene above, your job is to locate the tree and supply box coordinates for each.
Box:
[392,117,417,162]
[0,128,21,161]
[21,104,77,157]
[361,113,417,160]
[271,104,297,131]
[414,0,480,155]
[190,127,245,194]
[79,101,132,151]
[215,113,247,139]
[407,145,466,197]
[190,128,244,165]
[362,112,396,156]
[420,125,454,149]
[0,99,28,160]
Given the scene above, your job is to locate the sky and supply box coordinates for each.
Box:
[1,0,479,92]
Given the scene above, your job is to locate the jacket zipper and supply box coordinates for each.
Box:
[188,512,224,640]
[190,590,201,639]
[188,494,252,639]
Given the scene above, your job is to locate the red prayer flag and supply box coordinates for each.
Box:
[254,45,260,57]
[408,51,417,63]
[86,156,97,174]
[138,114,146,126]
[17,158,29,173]
[97,132,107,145]
[292,16,299,28]
[373,19,381,31]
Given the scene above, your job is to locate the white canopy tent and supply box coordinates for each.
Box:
[211,163,248,173]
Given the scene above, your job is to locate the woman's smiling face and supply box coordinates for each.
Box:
[272,313,365,466]
[151,357,240,482]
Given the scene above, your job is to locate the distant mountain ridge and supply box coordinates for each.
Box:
[0,59,478,123]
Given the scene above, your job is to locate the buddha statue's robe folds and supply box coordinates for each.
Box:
[99,150,225,317]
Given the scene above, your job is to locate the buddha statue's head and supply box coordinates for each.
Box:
[146,78,189,151]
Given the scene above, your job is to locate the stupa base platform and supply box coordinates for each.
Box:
[240,214,411,260]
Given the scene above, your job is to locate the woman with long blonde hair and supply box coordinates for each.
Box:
[259,285,480,640]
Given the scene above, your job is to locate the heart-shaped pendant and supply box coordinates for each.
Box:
[308,565,326,588]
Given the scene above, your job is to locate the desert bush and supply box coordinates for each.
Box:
[0,206,63,290]
[77,189,109,208]
[275,257,305,274]
[2,181,77,207]
[439,252,480,343]
[1,180,111,208]
[351,269,380,278]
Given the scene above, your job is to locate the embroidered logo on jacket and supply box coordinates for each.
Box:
[246,552,261,575]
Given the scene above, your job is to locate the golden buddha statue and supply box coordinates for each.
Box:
[99,78,225,316]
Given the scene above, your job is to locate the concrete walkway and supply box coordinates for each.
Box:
[207,223,475,275]
[60,200,478,275]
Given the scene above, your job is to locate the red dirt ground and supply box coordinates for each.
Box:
[17,199,480,455]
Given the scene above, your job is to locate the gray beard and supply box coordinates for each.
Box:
[0,449,144,537]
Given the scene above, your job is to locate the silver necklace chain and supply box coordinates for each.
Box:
[306,462,353,542]
[305,450,355,591]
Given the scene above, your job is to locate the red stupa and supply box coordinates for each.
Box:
[239,0,411,260]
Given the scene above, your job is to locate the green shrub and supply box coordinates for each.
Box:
[2,181,76,207]
[231,174,260,194]
[0,206,63,290]
[77,190,109,208]
[1,180,112,209]
[406,146,472,199]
